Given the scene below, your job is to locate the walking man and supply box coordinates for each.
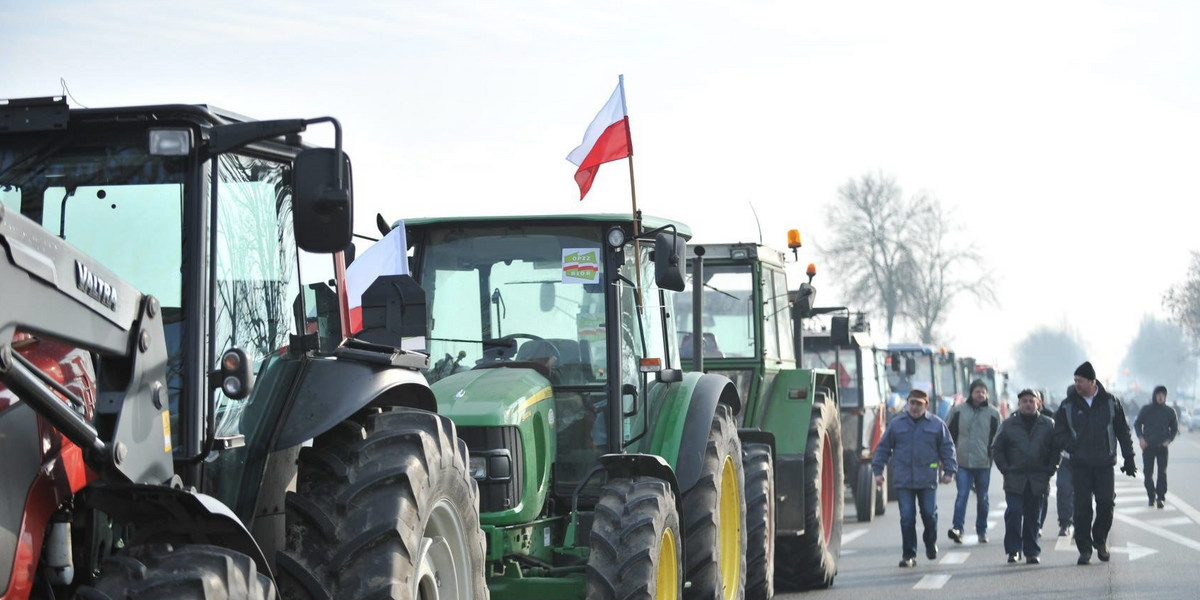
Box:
[994,389,1059,564]
[1053,361,1137,565]
[873,389,957,567]
[1134,385,1178,509]
[946,380,1002,544]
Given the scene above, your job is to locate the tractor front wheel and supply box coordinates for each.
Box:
[742,442,774,600]
[278,407,487,600]
[588,476,682,600]
[854,462,876,523]
[682,403,746,600]
[776,401,843,590]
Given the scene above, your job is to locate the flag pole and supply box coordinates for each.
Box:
[618,74,645,313]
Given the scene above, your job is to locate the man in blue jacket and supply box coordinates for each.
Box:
[874,389,958,567]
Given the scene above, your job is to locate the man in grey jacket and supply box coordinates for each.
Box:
[946,380,1002,544]
[1134,385,1178,508]
[873,389,958,567]
[994,389,1059,564]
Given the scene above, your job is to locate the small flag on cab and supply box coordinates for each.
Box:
[566,75,633,200]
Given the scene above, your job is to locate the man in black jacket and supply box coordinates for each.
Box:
[1052,361,1137,565]
[994,389,1059,564]
[1134,385,1178,509]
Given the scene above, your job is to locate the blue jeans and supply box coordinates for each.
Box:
[953,467,991,534]
[1004,484,1043,557]
[896,488,938,559]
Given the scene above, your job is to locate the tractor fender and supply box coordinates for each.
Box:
[83,483,271,577]
[672,372,742,494]
[737,429,776,459]
[274,357,435,450]
[598,452,685,535]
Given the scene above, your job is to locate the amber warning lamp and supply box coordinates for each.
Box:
[806,263,817,284]
[787,229,802,259]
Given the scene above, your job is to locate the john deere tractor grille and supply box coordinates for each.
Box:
[458,426,524,513]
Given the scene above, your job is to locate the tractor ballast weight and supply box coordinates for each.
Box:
[0,97,485,600]
[402,214,747,600]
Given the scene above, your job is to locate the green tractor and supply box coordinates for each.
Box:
[0,97,485,599]
[673,241,845,593]
[397,214,749,600]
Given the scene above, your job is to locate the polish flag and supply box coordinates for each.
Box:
[345,223,408,333]
[566,77,632,200]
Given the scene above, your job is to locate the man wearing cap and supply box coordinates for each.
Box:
[993,389,1059,564]
[1134,385,1178,509]
[1053,361,1137,565]
[946,380,1002,545]
[873,389,958,568]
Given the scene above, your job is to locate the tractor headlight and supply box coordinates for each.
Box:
[469,456,488,480]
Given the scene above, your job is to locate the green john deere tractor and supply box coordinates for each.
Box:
[399,214,749,600]
[674,241,845,594]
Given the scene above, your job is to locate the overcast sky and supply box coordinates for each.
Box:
[5,0,1198,386]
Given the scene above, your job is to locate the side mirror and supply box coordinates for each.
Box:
[905,357,917,376]
[890,352,901,372]
[654,233,686,292]
[792,283,816,320]
[830,315,851,347]
[216,348,255,400]
[293,148,353,253]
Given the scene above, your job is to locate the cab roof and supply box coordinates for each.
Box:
[401,213,692,239]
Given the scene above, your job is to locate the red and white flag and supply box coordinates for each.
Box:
[345,223,408,333]
[566,76,632,200]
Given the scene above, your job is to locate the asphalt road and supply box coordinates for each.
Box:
[780,431,1200,599]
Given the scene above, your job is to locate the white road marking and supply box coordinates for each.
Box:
[1165,491,1200,526]
[1054,535,1076,551]
[1147,517,1193,527]
[1109,542,1158,561]
[1120,505,1176,516]
[842,529,869,545]
[914,574,952,589]
[1113,511,1200,553]
[940,552,969,565]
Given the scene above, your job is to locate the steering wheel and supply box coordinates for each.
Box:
[502,333,560,364]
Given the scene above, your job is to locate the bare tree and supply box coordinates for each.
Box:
[904,197,996,343]
[1164,251,1200,349]
[821,171,923,339]
[1121,315,1194,397]
[1013,325,1088,392]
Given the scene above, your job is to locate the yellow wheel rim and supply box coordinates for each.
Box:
[718,455,741,600]
[656,527,679,600]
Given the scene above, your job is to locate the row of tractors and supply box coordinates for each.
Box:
[1,98,847,600]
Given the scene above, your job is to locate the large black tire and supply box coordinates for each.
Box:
[682,403,746,600]
[742,443,774,600]
[277,407,488,600]
[78,543,276,599]
[854,461,876,523]
[874,466,888,516]
[588,476,682,599]
[886,461,897,503]
[776,402,844,590]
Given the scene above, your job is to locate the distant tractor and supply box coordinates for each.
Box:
[800,313,891,522]
[885,344,963,419]
[0,97,485,600]
[398,214,749,600]
[674,240,845,592]
[959,357,1011,416]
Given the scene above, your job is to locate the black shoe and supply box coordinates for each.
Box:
[1058,524,1072,537]
[1149,497,1156,506]
[1007,553,1021,563]
[1095,542,1110,562]
[1157,498,1165,509]
[926,544,938,560]
[978,533,989,544]
[948,528,963,543]
[1027,555,1041,565]
[899,556,917,568]
[1078,552,1092,565]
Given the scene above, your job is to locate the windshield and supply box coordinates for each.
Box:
[417,224,608,385]
[887,351,935,398]
[673,264,755,359]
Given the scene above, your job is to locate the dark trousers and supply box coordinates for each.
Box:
[1056,459,1074,526]
[1143,445,1169,501]
[896,488,938,559]
[1072,464,1115,554]
[1005,483,1043,557]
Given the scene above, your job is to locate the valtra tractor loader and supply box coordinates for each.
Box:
[396,214,748,600]
[0,97,485,599]
[673,239,844,594]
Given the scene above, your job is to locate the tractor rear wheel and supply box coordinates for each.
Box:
[682,403,746,600]
[588,476,682,600]
[79,543,276,599]
[742,442,774,600]
[277,407,487,600]
[854,462,876,523]
[776,401,843,590]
